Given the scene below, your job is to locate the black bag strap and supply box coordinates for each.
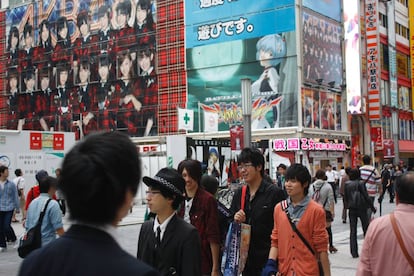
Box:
[281,200,316,256]
[37,199,52,226]
[362,168,375,186]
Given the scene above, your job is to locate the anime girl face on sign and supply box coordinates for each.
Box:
[256,34,286,68]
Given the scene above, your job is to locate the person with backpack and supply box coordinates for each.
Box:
[309,169,337,253]
[344,168,376,258]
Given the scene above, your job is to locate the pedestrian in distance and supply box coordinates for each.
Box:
[12,168,26,222]
[262,163,331,276]
[177,159,221,276]
[0,165,20,252]
[231,148,286,275]
[18,131,159,276]
[137,167,202,276]
[359,155,382,220]
[308,169,337,253]
[357,171,414,275]
[24,176,64,247]
[343,168,376,258]
[339,167,351,223]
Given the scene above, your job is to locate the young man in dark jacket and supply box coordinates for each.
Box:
[344,168,376,258]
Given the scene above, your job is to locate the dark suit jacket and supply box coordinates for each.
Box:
[18,225,160,276]
[137,214,201,276]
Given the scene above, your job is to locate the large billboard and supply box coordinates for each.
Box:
[344,0,362,114]
[302,10,343,88]
[4,0,158,138]
[185,1,298,132]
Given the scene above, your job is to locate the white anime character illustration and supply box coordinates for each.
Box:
[251,34,287,129]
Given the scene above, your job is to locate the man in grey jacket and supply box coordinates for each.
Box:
[309,169,336,253]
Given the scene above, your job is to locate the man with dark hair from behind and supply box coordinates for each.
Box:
[18,131,159,276]
[357,171,414,275]
[360,155,382,219]
[25,176,64,247]
[231,148,286,275]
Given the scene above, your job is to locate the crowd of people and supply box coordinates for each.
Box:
[1,132,413,275]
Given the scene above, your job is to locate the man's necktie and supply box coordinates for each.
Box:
[156,226,161,247]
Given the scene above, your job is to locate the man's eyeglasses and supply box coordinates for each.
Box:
[145,191,161,197]
[237,163,254,171]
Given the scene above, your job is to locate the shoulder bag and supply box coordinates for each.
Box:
[390,213,414,270]
[18,198,52,258]
[281,200,324,276]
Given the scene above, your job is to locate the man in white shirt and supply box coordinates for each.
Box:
[325,165,338,203]
[12,169,25,222]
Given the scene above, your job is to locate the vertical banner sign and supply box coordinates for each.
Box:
[53,134,64,150]
[387,2,398,107]
[410,2,414,106]
[366,0,380,120]
[30,132,42,150]
[344,0,362,114]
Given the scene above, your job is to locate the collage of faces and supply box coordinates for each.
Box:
[6,0,158,138]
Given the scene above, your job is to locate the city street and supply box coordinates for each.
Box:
[0,194,396,275]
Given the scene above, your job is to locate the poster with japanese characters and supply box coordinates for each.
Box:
[185,0,298,131]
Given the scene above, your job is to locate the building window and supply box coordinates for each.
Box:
[395,23,409,40]
[381,79,390,106]
[379,13,388,28]
[380,43,389,71]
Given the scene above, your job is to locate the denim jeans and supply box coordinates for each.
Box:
[0,210,15,248]
[349,208,369,257]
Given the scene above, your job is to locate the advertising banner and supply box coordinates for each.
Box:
[366,0,381,120]
[344,0,362,114]
[4,0,158,137]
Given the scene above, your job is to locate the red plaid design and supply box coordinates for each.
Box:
[114,27,135,53]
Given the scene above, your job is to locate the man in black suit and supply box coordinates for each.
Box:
[18,131,159,276]
[137,167,202,276]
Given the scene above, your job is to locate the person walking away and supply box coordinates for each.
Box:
[309,169,337,253]
[12,169,25,222]
[18,131,159,276]
[177,159,221,276]
[357,171,414,276]
[0,165,19,252]
[262,164,331,276]
[359,155,382,219]
[340,167,351,223]
[231,148,286,275]
[344,168,376,258]
[24,176,64,247]
[24,170,49,212]
[325,165,337,203]
[137,167,201,275]
[54,168,66,216]
[379,164,393,205]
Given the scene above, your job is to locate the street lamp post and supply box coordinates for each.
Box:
[241,78,252,149]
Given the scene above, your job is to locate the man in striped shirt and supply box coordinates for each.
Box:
[359,155,382,219]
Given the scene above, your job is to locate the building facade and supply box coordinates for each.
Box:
[0,0,412,175]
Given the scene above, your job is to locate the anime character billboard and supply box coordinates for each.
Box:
[185,1,298,131]
[4,0,158,138]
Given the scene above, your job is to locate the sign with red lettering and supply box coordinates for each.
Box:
[30,132,42,150]
[53,134,64,150]
[371,127,383,151]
